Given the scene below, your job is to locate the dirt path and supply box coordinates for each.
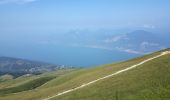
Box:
[43,51,170,100]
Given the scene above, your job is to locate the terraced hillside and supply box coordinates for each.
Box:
[0,49,170,100]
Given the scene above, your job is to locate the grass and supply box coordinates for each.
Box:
[0,49,169,100]
[0,69,75,95]
[0,69,75,89]
[0,74,14,82]
[0,76,55,95]
[54,51,170,100]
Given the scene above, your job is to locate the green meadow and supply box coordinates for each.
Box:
[0,49,170,100]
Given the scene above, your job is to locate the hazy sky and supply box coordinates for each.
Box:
[0,0,170,33]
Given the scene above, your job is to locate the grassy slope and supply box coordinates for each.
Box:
[0,69,75,95]
[0,75,39,89]
[0,76,55,95]
[0,49,170,100]
[55,50,170,100]
[0,74,14,82]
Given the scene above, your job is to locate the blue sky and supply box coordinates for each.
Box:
[0,0,170,32]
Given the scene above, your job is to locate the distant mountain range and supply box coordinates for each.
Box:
[102,30,169,54]
[56,30,170,54]
[0,57,69,77]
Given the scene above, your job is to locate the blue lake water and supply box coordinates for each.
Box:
[0,45,140,67]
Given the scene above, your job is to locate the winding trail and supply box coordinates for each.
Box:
[43,51,170,100]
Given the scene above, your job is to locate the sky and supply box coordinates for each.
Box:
[0,0,170,33]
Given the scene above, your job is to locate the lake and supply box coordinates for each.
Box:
[0,45,140,67]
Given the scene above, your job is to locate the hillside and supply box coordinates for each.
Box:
[0,48,170,100]
[0,57,69,77]
[0,74,14,82]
